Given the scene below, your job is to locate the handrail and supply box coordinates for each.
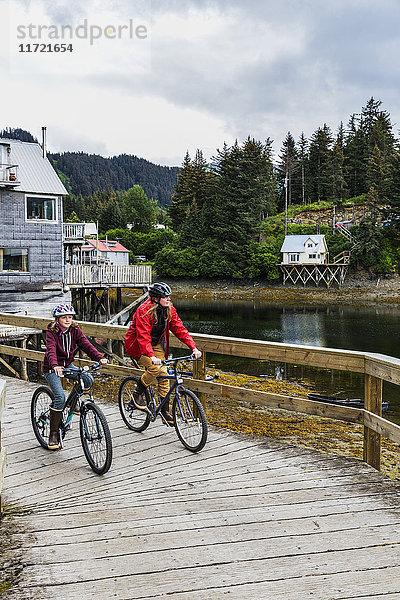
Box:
[64,264,152,287]
[0,312,399,472]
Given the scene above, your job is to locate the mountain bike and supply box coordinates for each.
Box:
[31,362,113,475]
[118,354,208,453]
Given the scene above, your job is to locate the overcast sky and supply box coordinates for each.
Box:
[1,0,400,167]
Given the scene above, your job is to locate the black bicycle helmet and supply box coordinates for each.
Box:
[148,282,172,298]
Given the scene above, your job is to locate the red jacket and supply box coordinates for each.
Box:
[43,323,104,373]
[124,298,196,361]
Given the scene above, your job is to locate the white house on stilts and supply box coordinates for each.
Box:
[280,234,350,287]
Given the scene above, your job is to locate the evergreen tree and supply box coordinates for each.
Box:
[328,123,347,203]
[207,137,277,273]
[168,150,215,244]
[297,132,308,205]
[307,124,333,203]
[277,132,299,211]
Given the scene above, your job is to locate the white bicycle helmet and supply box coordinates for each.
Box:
[52,304,76,317]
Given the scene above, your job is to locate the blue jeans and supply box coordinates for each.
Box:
[44,365,94,410]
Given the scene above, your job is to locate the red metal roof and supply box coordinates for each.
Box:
[81,239,129,253]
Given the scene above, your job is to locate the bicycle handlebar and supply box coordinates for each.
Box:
[51,362,105,376]
[161,354,199,366]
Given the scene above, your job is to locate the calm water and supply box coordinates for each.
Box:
[173,299,400,424]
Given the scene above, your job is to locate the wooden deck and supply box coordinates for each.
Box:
[2,376,400,600]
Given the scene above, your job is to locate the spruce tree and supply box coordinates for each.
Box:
[277,132,299,211]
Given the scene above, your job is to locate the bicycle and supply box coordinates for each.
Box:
[118,354,208,453]
[31,362,113,475]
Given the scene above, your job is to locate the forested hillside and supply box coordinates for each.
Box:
[50,152,179,207]
[3,98,400,280]
[0,128,179,207]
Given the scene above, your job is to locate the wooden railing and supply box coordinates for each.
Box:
[0,312,399,472]
[65,264,152,287]
[0,379,6,511]
[332,250,351,264]
[63,223,85,242]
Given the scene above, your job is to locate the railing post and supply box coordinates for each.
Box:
[193,351,206,409]
[363,374,382,471]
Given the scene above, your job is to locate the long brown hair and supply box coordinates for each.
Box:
[49,319,79,332]
[145,300,172,323]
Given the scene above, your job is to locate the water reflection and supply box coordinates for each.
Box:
[174,298,400,424]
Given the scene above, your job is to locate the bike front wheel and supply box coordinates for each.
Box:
[31,386,54,449]
[172,388,208,452]
[80,402,112,475]
[118,376,151,432]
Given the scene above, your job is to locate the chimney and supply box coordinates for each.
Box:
[41,126,47,158]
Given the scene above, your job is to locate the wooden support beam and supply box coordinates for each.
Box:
[0,354,20,378]
[20,338,28,381]
[363,374,382,471]
[193,352,206,409]
[106,293,147,325]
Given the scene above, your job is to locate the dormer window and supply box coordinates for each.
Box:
[307,242,313,248]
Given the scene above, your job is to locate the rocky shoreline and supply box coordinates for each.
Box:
[163,274,400,306]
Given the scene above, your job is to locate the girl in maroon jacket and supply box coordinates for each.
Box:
[124,282,201,425]
[43,304,108,450]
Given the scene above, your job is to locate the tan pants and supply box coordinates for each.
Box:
[138,344,169,397]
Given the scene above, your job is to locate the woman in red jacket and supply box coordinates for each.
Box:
[124,282,201,425]
[43,304,108,450]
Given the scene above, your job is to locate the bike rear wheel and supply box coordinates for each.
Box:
[31,386,54,449]
[172,388,208,452]
[80,402,112,475]
[118,376,151,432]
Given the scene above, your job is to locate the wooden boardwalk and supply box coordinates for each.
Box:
[2,376,400,600]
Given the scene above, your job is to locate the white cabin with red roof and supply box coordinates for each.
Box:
[80,239,130,266]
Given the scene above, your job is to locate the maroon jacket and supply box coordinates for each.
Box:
[124,298,196,361]
[43,322,104,373]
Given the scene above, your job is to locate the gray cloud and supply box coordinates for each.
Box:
[11,0,400,159]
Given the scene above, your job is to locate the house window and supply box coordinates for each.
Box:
[26,196,57,221]
[289,254,300,262]
[307,242,313,248]
[0,248,29,272]
[308,254,317,259]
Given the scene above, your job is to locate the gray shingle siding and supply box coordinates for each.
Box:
[0,189,64,290]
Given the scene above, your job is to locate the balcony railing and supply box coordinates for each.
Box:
[63,223,86,242]
[0,164,19,187]
[65,264,152,287]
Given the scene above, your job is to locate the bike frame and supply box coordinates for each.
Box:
[144,355,197,420]
[59,365,101,439]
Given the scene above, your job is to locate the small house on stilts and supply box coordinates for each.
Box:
[280,235,350,287]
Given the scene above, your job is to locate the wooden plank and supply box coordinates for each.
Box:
[188,378,365,423]
[15,545,400,592]
[363,374,382,470]
[0,380,5,422]
[0,448,6,493]
[365,353,400,386]
[171,332,367,373]
[363,410,400,445]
